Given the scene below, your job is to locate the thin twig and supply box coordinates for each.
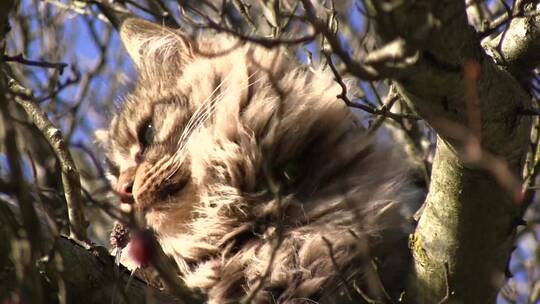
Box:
[232,0,257,31]
[367,86,401,135]
[301,0,380,80]
[324,52,420,121]
[36,67,81,102]
[478,0,540,38]
[2,54,68,74]
[7,77,89,242]
[183,5,316,49]
[322,236,363,302]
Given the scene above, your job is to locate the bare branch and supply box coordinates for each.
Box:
[324,52,420,122]
[183,5,317,48]
[300,0,381,81]
[484,10,540,75]
[42,236,186,304]
[361,0,532,302]
[7,77,89,242]
[2,54,68,74]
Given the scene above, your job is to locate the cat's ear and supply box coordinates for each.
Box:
[119,18,192,74]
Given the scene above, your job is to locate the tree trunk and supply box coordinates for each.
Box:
[363,1,533,302]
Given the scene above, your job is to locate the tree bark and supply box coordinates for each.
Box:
[363,1,533,302]
[42,237,184,304]
[0,201,184,304]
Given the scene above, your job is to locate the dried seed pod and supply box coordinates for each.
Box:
[110,221,130,249]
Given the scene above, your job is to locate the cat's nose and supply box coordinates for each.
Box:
[118,182,133,201]
[116,168,136,204]
[117,181,134,204]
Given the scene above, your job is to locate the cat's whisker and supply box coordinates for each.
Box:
[163,77,264,185]
[166,91,228,174]
[183,71,264,147]
[173,71,262,159]
[137,156,180,198]
[136,155,168,182]
[176,89,227,150]
[173,73,265,162]
[176,68,242,148]
[166,73,266,181]
[135,155,172,191]
[180,69,261,144]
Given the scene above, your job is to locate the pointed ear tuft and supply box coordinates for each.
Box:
[119,18,192,74]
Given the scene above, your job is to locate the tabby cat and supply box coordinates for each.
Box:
[101,17,418,303]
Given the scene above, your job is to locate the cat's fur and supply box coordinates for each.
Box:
[101,18,418,303]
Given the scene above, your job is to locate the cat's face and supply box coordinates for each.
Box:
[102,18,350,235]
[106,20,261,229]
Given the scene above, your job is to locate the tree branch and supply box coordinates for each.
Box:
[2,54,68,74]
[43,236,185,304]
[7,77,89,242]
[484,12,540,77]
[360,0,532,302]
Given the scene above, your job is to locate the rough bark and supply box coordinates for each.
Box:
[42,237,184,304]
[0,201,186,304]
[363,1,533,303]
[484,13,540,84]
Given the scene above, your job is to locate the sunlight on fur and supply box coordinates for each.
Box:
[100,18,420,304]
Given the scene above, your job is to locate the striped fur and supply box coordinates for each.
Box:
[102,18,418,303]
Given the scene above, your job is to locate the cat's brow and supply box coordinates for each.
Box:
[163,73,265,188]
[132,96,185,131]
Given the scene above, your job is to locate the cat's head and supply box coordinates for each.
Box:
[102,18,369,239]
[100,20,415,298]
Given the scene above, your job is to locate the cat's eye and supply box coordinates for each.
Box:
[137,120,154,151]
